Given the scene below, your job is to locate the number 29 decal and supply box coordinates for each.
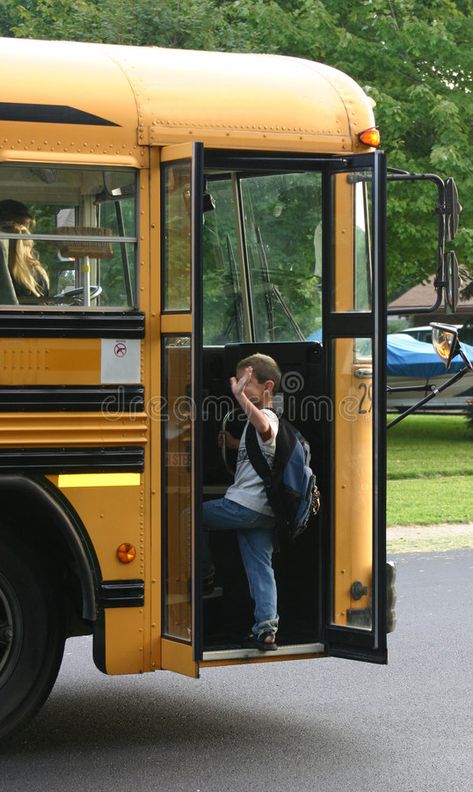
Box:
[358,382,373,414]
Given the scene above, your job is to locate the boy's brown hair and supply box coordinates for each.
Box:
[237,353,281,393]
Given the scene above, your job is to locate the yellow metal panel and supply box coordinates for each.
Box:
[0,412,147,447]
[0,338,101,385]
[136,167,155,672]
[160,143,194,163]
[59,480,145,581]
[0,38,375,159]
[333,174,356,312]
[57,473,141,488]
[125,47,373,153]
[150,127,350,153]
[149,150,163,671]
[0,150,144,169]
[0,37,139,161]
[160,315,192,334]
[104,608,146,675]
[333,339,373,625]
[161,638,198,678]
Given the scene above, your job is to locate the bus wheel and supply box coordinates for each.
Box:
[0,531,65,741]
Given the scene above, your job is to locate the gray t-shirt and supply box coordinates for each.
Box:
[225,408,279,516]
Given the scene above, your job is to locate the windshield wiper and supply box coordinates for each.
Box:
[222,234,244,339]
[255,225,305,342]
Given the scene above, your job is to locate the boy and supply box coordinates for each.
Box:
[203,353,281,651]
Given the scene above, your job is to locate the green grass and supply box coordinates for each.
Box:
[387,414,473,480]
[387,475,473,525]
[387,414,473,526]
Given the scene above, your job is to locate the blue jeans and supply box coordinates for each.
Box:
[202,497,279,639]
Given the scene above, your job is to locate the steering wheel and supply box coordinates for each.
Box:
[50,285,102,305]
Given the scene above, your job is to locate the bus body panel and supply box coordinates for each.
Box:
[0,37,376,159]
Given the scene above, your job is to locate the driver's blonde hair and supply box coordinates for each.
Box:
[1,221,49,297]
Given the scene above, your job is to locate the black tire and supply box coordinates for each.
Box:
[0,530,65,741]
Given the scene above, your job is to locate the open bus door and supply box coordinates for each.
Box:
[323,152,388,663]
[155,146,388,672]
[156,142,204,677]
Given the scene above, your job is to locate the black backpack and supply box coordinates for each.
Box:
[245,415,320,541]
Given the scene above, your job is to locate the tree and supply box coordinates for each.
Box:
[2,0,473,302]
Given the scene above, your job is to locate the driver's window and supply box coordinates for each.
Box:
[0,165,137,309]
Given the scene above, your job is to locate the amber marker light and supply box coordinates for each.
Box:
[359,127,381,147]
[117,543,136,563]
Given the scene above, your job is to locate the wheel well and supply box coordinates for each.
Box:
[0,475,99,633]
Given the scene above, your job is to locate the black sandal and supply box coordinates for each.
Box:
[242,631,278,652]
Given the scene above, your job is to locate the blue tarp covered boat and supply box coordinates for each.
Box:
[307,330,473,379]
[387,333,473,378]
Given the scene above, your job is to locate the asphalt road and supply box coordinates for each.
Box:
[1,550,472,792]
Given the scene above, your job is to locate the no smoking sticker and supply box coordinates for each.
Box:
[101,338,140,383]
[114,341,128,358]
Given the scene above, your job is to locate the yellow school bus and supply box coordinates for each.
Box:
[0,37,456,739]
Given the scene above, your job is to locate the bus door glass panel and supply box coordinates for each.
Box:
[240,171,323,342]
[202,174,245,345]
[162,336,192,641]
[332,337,373,630]
[331,170,372,313]
[162,160,192,311]
[160,143,203,670]
[0,164,137,308]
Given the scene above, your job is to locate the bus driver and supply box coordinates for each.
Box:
[0,200,49,303]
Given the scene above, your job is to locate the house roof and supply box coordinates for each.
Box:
[389,274,473,315]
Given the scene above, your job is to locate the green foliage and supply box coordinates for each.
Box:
[2,1,473,303]
[1,0,103,41]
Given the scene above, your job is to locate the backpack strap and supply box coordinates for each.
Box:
[245,421,282,552]
[245,423,272,486]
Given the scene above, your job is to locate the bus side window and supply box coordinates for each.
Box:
[0,165,138,309]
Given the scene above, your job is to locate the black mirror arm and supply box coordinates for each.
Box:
[458,346,473,371]
[386,172,447,317]
[387,383,439,393]
[386,366,471,430]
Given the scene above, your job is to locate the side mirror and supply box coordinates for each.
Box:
[445,177,462,242]
[386,171,444,315]
[445,250,459,312]
[430,322,472,370]
[388,322,472,429]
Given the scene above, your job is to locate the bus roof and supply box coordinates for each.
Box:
[0,37,376,166]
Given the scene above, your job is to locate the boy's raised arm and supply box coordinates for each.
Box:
[230,367,272,441]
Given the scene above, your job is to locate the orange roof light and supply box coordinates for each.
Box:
[359,127,381,148]
[117,543,136,564]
